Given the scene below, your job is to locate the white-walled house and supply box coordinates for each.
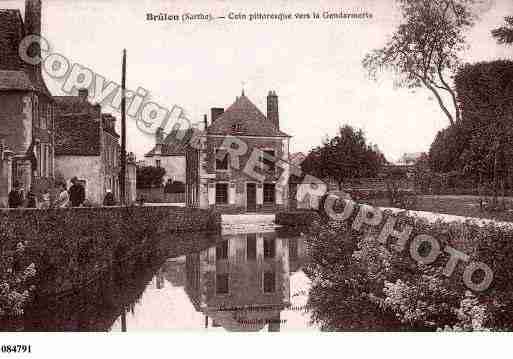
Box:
[144,128,191,184]
[186,91,291,213]
[54,90,133,205]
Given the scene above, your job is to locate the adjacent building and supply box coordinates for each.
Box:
[54,89,124,205]
[0,0,56,204]
[144,128,191,184]
[186,91,291,213]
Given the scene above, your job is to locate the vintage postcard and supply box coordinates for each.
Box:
[0,0,513,356]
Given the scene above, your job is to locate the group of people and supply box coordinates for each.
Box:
[8,177,86,209]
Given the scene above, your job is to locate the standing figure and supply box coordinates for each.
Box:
[69,177,85,207]
[55,182,70,208]
[8,181,24,208]
[40,189,51,209]
[103,189,116,206]
[26,186,37,208]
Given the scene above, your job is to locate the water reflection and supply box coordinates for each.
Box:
[111,231,313,332]
[185,233,291,331]
[18,229,313,332]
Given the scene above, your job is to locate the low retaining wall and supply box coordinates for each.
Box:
[275,210,320,227]
[0,205,221,297]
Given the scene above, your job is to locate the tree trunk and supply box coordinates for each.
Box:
[422,79,455,126]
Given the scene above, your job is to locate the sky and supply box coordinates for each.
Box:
[2,0,512,162]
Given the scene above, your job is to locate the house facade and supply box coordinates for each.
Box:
[0,0,56,204]
[144,128,190,184]
[54,89,123,205]
[186,91,291,213]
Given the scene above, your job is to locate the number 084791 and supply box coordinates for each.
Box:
[1,345,32,353]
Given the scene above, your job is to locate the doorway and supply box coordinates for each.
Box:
[246,183,256,212]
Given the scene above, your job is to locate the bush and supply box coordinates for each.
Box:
[164,180,185,194]
[305,201,513,331]
[0,242,36,322]
[0,206,221,302]
[136,166,166,189]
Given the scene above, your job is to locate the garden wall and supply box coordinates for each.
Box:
[275,210,320,227]
[0,205,221,297]
[137,188,186,203]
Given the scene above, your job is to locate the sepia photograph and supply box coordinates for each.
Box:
[0,0,512,356]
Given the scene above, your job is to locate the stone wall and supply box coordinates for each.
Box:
[275,210,321,227]
[0,205,221,297]
[137,188,185,203]
[0,142,13,207]
[0,93,28,155]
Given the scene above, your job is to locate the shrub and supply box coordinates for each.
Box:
[305,201,513,331]
[136,166,166,189]
[0,242,36,321]
[0,206,221,302]
[164,180,185,194]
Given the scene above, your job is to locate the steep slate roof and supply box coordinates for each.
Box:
[101,114,120,138]
[0,70,36,91]
[207,94,290,137]
[145,142,187,157]
[53,96,100,114]
[0,8,52,97]
[54,96,102,156]
[54,113,101,156]
[145,129,202,157]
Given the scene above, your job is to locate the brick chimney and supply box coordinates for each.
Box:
[155,127,164,144]
[78,88,89,101]
[267,90,279,129]
[25,0,42,36]
[211,108,224,123]
[24,0,42,80]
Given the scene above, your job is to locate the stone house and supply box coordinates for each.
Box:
[0,0,56,204]
[54,89,123,205]
[144,128,190,184]
[186,91,291,213]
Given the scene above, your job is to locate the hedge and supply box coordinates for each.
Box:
[305,199,513,331]
[0,206,221,299]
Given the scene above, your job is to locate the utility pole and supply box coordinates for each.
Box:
[120,49,127,206]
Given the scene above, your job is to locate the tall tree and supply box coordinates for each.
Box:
[363,0,478,125]
[429,60,513,186]
[492,16,513,45]
[301,125,386,189]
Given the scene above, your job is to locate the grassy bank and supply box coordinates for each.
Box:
[368,195,513,222]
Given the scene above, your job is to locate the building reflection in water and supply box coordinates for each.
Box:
[109,231,308,332]
[182,232,307,332]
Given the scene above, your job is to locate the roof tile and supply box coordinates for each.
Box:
[54,113,101,156]
[207,94,290,137]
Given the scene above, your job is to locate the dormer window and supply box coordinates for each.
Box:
[231,123,243,132]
